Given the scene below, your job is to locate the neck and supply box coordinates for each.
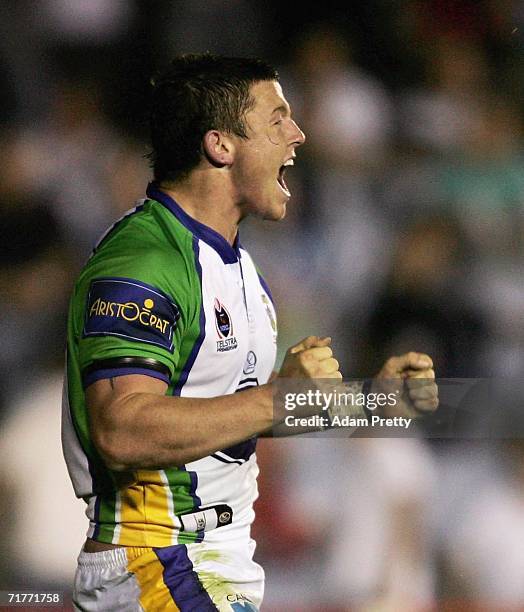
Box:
[158,169,240,245]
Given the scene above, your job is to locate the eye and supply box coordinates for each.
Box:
[273,119,283,126]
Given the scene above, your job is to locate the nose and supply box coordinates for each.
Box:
[289,119,306,146]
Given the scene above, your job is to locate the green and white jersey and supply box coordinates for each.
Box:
[62,183,277,547]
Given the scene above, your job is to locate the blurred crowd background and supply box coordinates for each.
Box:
[0,1,524,610]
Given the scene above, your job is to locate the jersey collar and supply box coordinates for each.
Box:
[146,182,240,264]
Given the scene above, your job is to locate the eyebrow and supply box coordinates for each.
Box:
[270,104,290,117]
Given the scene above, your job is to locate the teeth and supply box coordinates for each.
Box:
[278,181,291,196]
[283,159,294,167]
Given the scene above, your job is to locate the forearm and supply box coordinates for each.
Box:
[91,384,274,470]
[89,336,350,469]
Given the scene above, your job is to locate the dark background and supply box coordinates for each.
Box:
[0,1,523,609]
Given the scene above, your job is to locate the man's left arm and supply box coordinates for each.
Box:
[259,352,438,436]
[373,351,439,419]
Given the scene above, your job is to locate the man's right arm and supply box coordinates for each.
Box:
[87,336,341,471]
[87,374,275,471]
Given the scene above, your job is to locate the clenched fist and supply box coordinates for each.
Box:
[278,336,342,380]
[375,352,439,418]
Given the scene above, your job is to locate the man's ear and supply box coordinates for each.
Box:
[202,130,234,167]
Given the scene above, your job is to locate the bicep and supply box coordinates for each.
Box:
[86,374,168,434]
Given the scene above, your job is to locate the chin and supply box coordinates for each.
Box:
[263,200,287,221]
[274,190,290,220]
[248,189,289,221]
[277,202,287,220]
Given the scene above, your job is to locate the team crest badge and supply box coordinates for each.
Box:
[215,298,232,338]
[261,294,277,343]
[243,350,257,375]
[214,298,238,352]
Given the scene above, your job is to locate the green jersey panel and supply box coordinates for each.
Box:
[73,200,202,378]
[63,185,277,548]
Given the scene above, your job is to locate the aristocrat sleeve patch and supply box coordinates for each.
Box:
[83,277,180,352]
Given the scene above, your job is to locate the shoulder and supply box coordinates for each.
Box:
[71,204,202,320]
[89,202,199,283]
[92,201,196,269]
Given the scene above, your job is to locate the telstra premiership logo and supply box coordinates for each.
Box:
[214,298,238,352]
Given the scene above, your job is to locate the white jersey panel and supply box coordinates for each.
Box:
[179,240,277,543]
[179,241,276,397]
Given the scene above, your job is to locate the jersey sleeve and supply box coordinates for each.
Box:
[71,240,200,389]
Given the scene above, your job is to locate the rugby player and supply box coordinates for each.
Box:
[63,54,438,611]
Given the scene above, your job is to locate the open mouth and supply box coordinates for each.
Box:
[277,159,294,197]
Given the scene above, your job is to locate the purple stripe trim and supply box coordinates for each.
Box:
[82,367,170,389]
[146,182,240,264]
[176,464,204,543]
[173,237,206,397]
[172,236,205,532]
[153,545,218,611]
[211,453,244,466]
[188,470,201,507]
[257,272,275,306]
[187,467,204,543]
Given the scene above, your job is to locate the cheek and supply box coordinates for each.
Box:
[267,126,281,146]
[266,125,286,147]
[246,151,274,184]
[235,156,269,196]
[236,139,280,196]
